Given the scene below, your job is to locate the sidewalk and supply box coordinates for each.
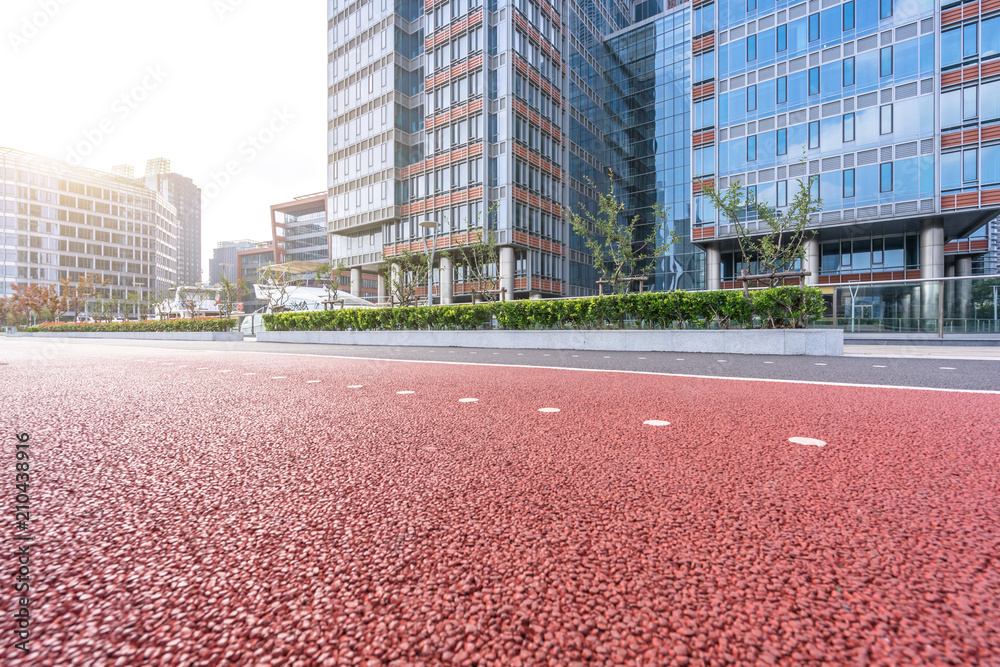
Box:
[846,345,1000,360]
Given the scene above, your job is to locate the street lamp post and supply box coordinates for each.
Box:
[419,220,438,307]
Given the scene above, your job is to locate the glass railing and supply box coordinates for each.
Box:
[816,275,1000,334]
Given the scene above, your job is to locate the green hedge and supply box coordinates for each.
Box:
[24,318,238,333]
[265,288,824,332]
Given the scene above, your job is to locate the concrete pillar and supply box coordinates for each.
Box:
[945,261,956,319]
[803,234,821,286]
[377,271,387,305]
[500,246,515,301]
[705,243,722,291]
[389,263,400,306]
[350,267,362,298]
[956,255,973,326]
[919,219,945,326]
[439,255,453,304]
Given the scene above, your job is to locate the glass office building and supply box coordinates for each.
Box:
[328,0,1000,301]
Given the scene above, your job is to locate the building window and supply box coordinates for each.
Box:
[809,14,820,42]
[880,46,893,77]
[964,148,978,183]
[843,169,855,198]
[843,0,855,30]
[776,76,787,103]
[777,128,787,155]
[777,24,787,52]
[747,35,757,61]
[747,85,757,111]
[776,180,788,207]
[879,0,892,19]
[880,104,893,134]
[747,0,756,10]
[808,121,820,149]
[747,135,757,161]
[843,112,855,142]
[809,67,820,95]
[843,57,855,86]
[880,163,893,192]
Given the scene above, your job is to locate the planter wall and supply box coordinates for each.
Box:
[10,332,244,342]
[257,329,843,356]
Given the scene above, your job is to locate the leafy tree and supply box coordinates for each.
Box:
[181,285,209,318]
[216,276,247,319]
[566,169,677,295]
[314,260,349,307]
[258,266,301,312]
[61,274,106,320]
[379,247,430,307]
[702,169,822,297]
[452,227,502,301]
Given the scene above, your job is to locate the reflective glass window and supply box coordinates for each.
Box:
[843,57,855,86]
[982,81,1000,121]
[748,0,757,10]
[879,0,891,20]
[808,121,820,148]
[809,67,820,95]
[941,152,961,191]
[843,1,855,30]
[777,128,787,154]
[942,28,962,68]
[776,180,787,207]
[964,148,978,183]
[985,17,1000,58]
[964,86,978,121]
[880,46,892,77]
[747,135,757,161]
[880,163,892,192]
[747,85,757,111]
[747,35,757,61]
[777,24,787,51]
[809,14,820,41]
[964,23,978,60]
[942,89,961,128]
[843,112,855,142]
[983,145,1000,185]
[776,76,787,103]
[880,104,892,134]
[843,169,855,198]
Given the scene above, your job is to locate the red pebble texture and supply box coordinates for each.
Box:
[3,344,1000,666]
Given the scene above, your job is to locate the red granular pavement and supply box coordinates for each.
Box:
[4,345,1000,666]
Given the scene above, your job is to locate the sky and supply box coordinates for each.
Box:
[0,0,328,281]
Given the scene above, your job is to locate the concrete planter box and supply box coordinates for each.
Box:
[10,332,244,342]
[258,329,843,356]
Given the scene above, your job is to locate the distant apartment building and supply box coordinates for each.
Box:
[327,0,1000,304]
[0,147,178,307]
[209,239,258,284]
[272,193,329,264]
[143,159,203,285]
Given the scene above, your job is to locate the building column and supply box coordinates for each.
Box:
[377,271,387,305]
[919,219,945,326]
[956,255,973,325]
[350,267,362,298]
[439,255,453,304]
[499,246,515,301]
[803,234,821,286]
[705,243,722,291]
[945,260,956,319]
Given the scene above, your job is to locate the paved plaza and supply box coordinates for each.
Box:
[4,338,999,665]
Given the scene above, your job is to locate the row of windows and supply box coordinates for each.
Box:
[427,114,483,153]
[429,0,484,32]
[941,16,1000,68]
[513,202,562,242]
[941,145,1000,191]
[942,81,1000,129]
[406,159,484,198]
[512,72,558,119]
[513,29,556,81]
[512,115,561,164]
[429,28,483,71]
[513,159,559,198]
[389,202,487,242]
[427,72,482,114]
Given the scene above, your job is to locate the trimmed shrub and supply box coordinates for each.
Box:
[24,318,237,333]
[265,288,825,332]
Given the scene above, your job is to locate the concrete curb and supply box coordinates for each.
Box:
[9,332,244,342]
[257,329,844,356]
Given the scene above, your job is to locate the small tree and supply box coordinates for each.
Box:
[258,266,300,312]
[216,276,247,319]
[702,170,822,297]
[453,227,502,302]
[380,247,430,308]
[61,274,105,320]
[314,260,349,307]
[566,169,677,295]
[181,285,208,318]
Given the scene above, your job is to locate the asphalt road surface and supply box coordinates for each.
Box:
[3,338,999,665]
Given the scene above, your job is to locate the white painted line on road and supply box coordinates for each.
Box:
[272,376,287,379]
[815,363,827,366]
[676,358,685,361]
[639,357,647,360]
[603,356,611,359]
[397,390,415,395]
[347,385,363,388]
[306,380,321,384]
[572,354,579,357]
[644,420,671,426]
[717,360,728,363]
[459,398,479,403]
[538,407,561,413]
[470,352,477,354]
[197,367,209,370]
[177,365,188,369]
[220,370,233,373]
[517,353,524,356]
[244,372,256,376]
[763,361,775,364]
[790,437,826,447]
[940,367,957,370]
[449,351,455,354]
[493,352,500,355]
[873,365,887,368]
[544,354,551,357]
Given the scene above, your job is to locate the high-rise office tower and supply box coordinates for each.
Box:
[328,0,1000,303]
[144,158,203,285]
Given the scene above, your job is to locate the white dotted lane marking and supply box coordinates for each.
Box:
[493,352,500,355]
[219,370,233,374]
[544,354,551,357]
[517,353,524,356]
[717,360,727,363]
[815,363,828,366]
[347,385,363,388]
[449,351,455,354]
[177,365,188,369]
[873,365,887,368]
[538,408,561,413]
[940,367,957,370]
[638,357,647,360]
[397,390,415,395]
[271,376,287,379]
[306,380,321,384]
[572,354,579,357]
[676,358,685,361]
[644,420,671,426]
[244,372,256,376]
[470,352,477,355]
[763,361,775,364]
[459,398,479,403]
[197,367,209,370]
[790,437,827,447]
[603,356,611,359]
